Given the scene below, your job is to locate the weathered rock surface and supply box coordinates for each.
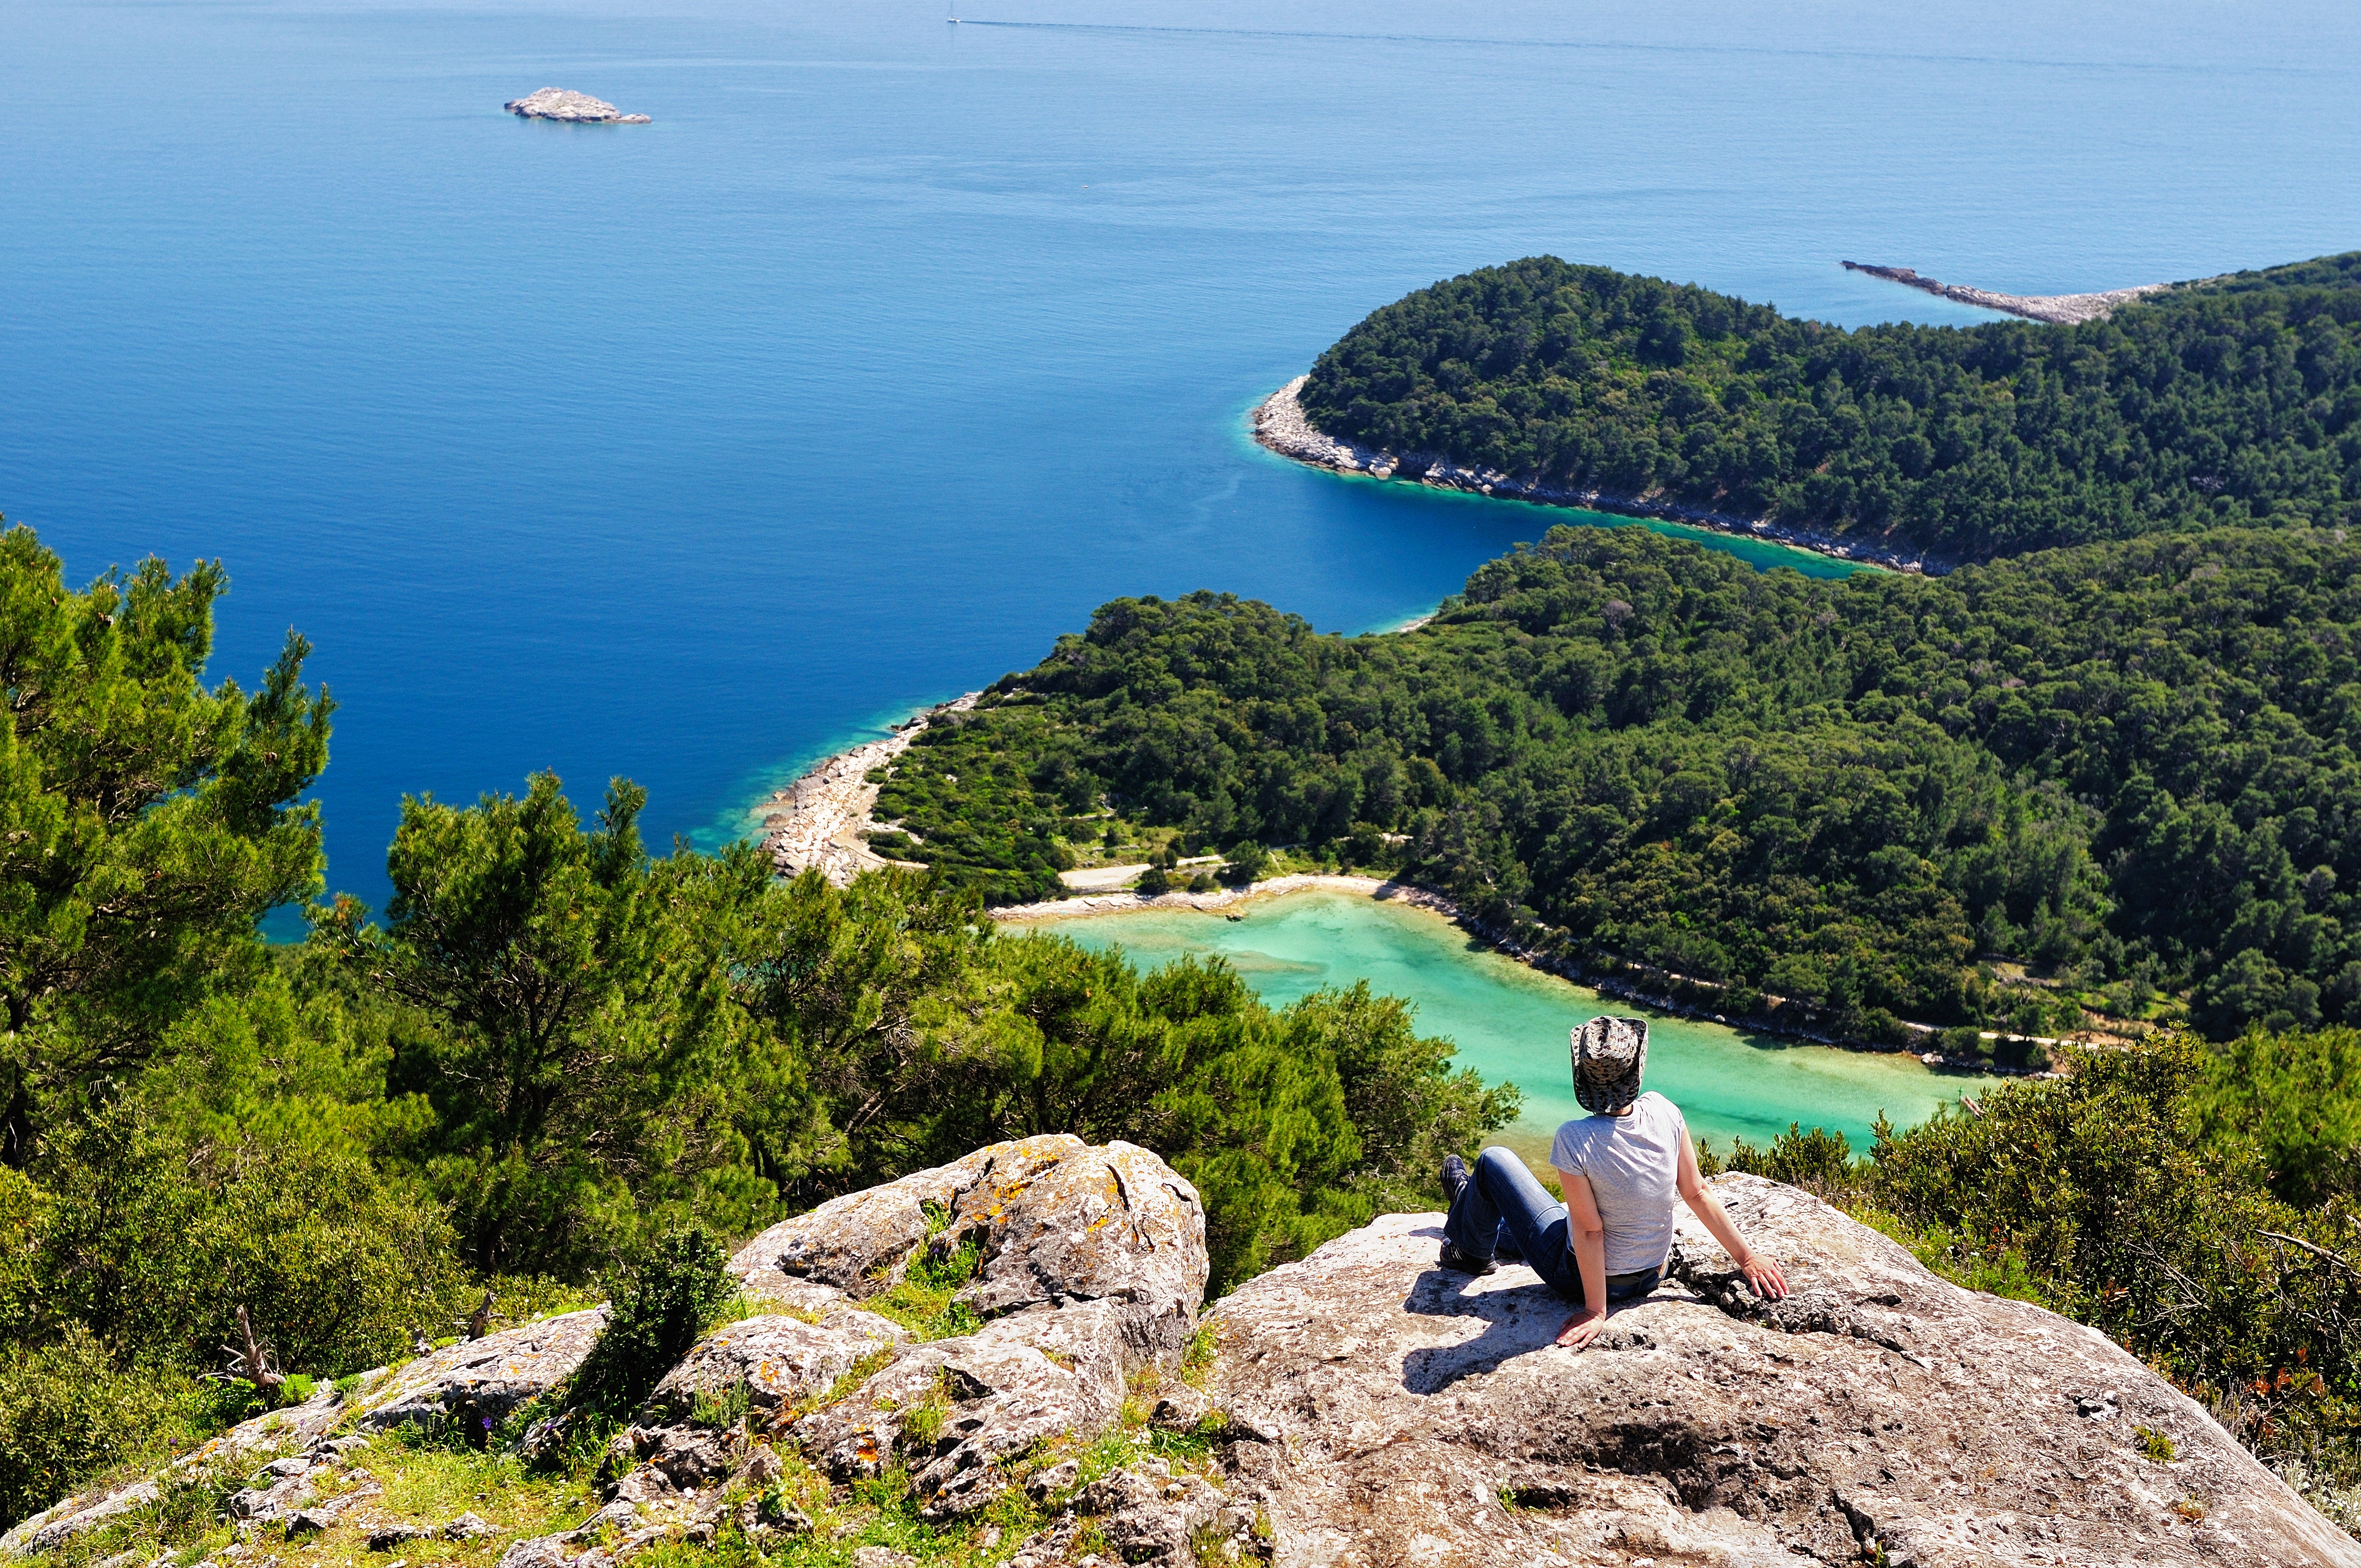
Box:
[643,1310,909,1423]
[1205,1174,2361,1566]
[15,1153,2357,1567]
[504,88,650,124]
[732,1136,1206,1520]
[357,1307,607,1436]
[495,1137,1213,1565]
[730,1131,1207,1364]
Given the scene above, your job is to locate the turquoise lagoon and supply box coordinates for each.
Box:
[1032,890,1962,1159]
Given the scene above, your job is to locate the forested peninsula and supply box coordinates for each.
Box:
[871,524,2361,1047]
[1291,252,2361,561]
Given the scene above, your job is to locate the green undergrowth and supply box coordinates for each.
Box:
[862,1236,987,1342]
[19,1415,599,1568]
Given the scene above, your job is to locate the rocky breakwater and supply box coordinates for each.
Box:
[505,89,651,124]
[1841,262,2167,325]
[761,693,977,885]
[1252,378,1941,575]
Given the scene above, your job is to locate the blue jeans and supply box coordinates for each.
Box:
[1443,1147,1662,1305]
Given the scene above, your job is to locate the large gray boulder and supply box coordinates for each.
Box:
[730,1132,1208,1365]
[358,1307,607,1436]
[732,1135,1208,1521]
[1203,1174,2361,1567]
[482,1139,1212,1568]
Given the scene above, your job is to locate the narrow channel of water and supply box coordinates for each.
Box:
[1028,890,1962,1164]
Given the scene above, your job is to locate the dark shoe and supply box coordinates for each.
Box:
[1438,1242,1496,1276]
[1441,1153,1471,1206]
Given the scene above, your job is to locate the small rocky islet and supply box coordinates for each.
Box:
[503,88,650,124]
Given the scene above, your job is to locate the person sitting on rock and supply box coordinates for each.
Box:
[1438,1014,1789,1350]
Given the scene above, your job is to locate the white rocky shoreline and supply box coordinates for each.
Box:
[1252,377,1950,576]
[759,694,978,884]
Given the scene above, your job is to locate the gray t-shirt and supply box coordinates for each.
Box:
[1550,1092,1687,1276]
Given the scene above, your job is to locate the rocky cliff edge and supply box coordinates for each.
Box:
[5,1146,2352,1567]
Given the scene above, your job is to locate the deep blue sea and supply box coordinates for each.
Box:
[6,0,2360,913]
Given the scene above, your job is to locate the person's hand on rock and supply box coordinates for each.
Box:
[1554,1307,1607,1350]
[1740,1253,1789,1300]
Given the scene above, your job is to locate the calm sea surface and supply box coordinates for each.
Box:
[1037,891,1961,1155]
[5,0,2357,1120]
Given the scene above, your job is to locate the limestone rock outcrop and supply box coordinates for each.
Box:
[728,1131,1209,1367]
[10,1153,2357,1568]
[358,1306,607,1436]
[724,1135,1206,1520]
[504,88,651,124]
[1204,1175,2361,1566]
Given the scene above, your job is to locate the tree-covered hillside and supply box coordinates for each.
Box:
[0,521,1512,1527]
[878,524,2361,1042]
[1296,253,2361,560]
[1,512,2359,1540]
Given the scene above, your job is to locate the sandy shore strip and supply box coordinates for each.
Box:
[993,872,1456,922]
[1841,261,2167,325]
[997,872,2075,1072]
[1250,378,1946,576]
[760,693,978,884]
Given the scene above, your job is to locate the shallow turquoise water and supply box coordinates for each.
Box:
[1034,890,1961,1157]
[4,1,2358,912]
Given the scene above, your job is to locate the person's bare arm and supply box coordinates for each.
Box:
[1553,1168,1611,1348]
[1675,1134,1789,1300]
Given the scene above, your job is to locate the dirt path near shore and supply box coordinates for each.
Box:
[993,872,1456,922]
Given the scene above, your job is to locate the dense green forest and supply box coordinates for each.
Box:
[1295,252,2361,560]
[4,513,2361,1539]
[0,524,1510,1526]
[877,524,2361,1044]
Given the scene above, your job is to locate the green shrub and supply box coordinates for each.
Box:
[1135,866,1171,896]
[30,1109,463,1378]
[564,1229,733,1419]
[1219,842,1270,888]
[866,1238,986,1341]
[1869,1037,2361,1474]
[1722,1123,1858,1195]
[0,1325,172,1530]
